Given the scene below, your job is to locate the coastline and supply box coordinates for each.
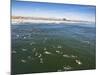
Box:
[11,19,95,25]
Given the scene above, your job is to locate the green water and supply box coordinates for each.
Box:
[11,23,96,74]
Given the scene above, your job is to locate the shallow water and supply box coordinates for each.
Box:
[11,23,96,74]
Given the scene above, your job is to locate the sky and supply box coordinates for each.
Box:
[12,0,96,22]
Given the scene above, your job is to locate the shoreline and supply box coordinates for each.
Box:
[11,19,95,25]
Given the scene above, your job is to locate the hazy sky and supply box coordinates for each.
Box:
[12,0,96,22]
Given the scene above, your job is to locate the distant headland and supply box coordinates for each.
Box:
[11,16,94,24]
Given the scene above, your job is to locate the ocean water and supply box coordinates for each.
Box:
[11,23,96,74]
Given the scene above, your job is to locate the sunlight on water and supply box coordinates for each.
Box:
[12,23,96,74]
